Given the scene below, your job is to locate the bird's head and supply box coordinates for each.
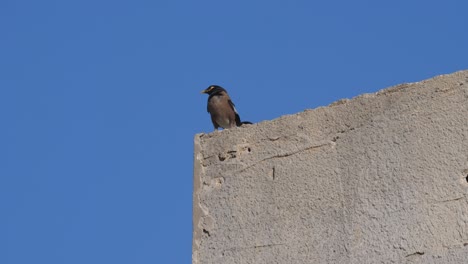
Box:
[201,85,226,95]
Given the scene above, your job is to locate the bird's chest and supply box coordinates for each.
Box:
[208,96,234,127]
[208,96,227,112]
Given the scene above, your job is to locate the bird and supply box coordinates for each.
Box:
[201,85,252,130]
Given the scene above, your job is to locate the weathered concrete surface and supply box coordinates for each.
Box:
[193,71,468,264]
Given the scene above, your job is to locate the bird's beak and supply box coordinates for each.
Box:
[200,89,207,94]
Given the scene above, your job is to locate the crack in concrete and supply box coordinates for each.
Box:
[234,141,332,174]
[253,243,285,249]
[434,195,466,204]
[222,243,286,254]
[405,251,425,257]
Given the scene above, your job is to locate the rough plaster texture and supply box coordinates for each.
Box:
[193,70,468,264]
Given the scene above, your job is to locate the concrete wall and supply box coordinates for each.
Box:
[193,71,468,264]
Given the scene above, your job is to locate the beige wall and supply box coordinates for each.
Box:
[193,71,468,264]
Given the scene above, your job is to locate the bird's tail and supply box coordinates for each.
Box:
[235,113,252,126]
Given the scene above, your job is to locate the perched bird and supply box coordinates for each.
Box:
[201,85,252,130]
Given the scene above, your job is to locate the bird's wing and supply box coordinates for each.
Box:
[228,99,238,114]
[229,100,242,126]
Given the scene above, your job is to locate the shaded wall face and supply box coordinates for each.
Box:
[193,71,468,264]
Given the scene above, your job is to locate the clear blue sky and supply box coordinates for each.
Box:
[1,0,467,263]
